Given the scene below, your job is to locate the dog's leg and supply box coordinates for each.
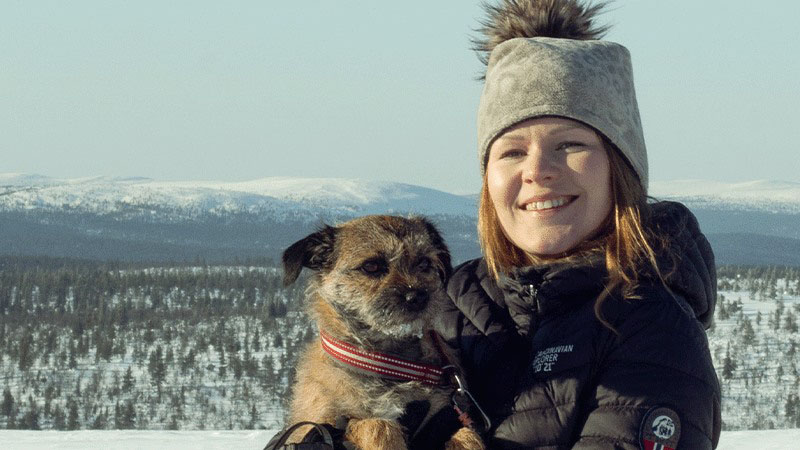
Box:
[345,418,408,450]
[445,427,485,450]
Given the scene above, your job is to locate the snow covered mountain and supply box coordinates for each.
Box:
[0,174,480,263]
[0,173,476,218]
[650,179,800,214]
[3,174,797,218]
[1,174,799,265]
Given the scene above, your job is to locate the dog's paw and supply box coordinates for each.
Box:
[345,418,408,450]
[445,427,485,450]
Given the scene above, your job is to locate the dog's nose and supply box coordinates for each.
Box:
[404,289,429,310]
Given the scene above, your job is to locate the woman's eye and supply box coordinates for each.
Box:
[555,142,585,152]
[500,149,525,159]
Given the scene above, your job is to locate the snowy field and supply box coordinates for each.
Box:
[1,429,800,449]
[708,275,800,429]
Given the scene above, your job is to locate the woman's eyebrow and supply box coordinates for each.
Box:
[498,134,528,141]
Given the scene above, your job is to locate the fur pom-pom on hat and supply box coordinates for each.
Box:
[473,0,610,71]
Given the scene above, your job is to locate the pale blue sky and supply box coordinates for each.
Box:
[3,0,799,194]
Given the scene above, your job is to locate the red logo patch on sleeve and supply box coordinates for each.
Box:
[639,406,681,450]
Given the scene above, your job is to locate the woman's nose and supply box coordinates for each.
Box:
[522,151,558,183]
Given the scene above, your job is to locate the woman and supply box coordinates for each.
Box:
[438,1,721,448]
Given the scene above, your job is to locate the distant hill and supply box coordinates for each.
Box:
[1,174,798,266]
[650,180,800,265]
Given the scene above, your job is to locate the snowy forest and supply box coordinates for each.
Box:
[0,256,799,431]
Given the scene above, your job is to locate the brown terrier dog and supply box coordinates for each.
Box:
[282,215,484,450]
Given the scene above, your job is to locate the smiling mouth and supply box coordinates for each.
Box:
[522,196,575,212]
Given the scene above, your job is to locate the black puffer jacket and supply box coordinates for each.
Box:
[438,202,721,449]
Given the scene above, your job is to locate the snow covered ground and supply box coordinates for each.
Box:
[0,430,274,449]
[717,429,800,449]
[1,429,799,449]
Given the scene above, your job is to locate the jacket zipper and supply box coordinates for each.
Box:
[528,284,538,301]
[527,283,541,335]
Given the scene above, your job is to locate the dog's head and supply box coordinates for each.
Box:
[282,215,452,337]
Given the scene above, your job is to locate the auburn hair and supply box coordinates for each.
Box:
[478,139,669,329]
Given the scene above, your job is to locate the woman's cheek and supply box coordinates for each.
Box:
[488,165,518,210]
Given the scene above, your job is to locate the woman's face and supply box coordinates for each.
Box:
[486,116,612,257]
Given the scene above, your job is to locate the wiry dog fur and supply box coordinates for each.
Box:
[473,0,610,75]
[282,216,483,450]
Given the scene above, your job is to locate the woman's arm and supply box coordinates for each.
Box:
[573,295,722,449]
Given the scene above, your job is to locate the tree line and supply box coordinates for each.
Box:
[1,257,799,430]
[0,256,310,430]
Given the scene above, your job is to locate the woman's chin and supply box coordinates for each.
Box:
[522,240,577,259]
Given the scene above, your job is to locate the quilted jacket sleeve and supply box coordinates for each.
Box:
[573,294,722,449]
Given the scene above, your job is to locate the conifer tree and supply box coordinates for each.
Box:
[68,339,78,369]
[53,405,66,430]
[6,406,17,429]
[218,346,227,378]
[231,353,243,380]
[43,384,55,416]
[91,407,108,429]
[248,404,259,429]
[21,396,41,430]
[17,331,34,371]
[722,345,737,380]
[67,400,80,430]
[117,401,136,429]
[785,394,800,427]
[165,345,174,366]
[148,346,166,397]
[253,328,261,352]
[785,312,799,333]
[122,366,135,393]
[717,298,729,321]
[1,388,13,417]
[740,317,756,346]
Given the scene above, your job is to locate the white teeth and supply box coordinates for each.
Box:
[524,197,569,211]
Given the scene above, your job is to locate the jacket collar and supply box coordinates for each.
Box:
[495,250,607,336]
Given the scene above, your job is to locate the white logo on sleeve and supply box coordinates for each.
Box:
[652,415,676,439]
[639,406,681,450]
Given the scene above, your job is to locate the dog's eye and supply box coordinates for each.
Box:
[360,259,387,276]
[417,257,432,272]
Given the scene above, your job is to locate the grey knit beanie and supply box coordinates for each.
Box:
[475,0,648,190]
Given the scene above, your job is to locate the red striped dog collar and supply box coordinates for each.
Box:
[319,330,445,386]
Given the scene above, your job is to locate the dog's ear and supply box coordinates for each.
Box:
[418,218,452,282]
[282,225,337,286]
